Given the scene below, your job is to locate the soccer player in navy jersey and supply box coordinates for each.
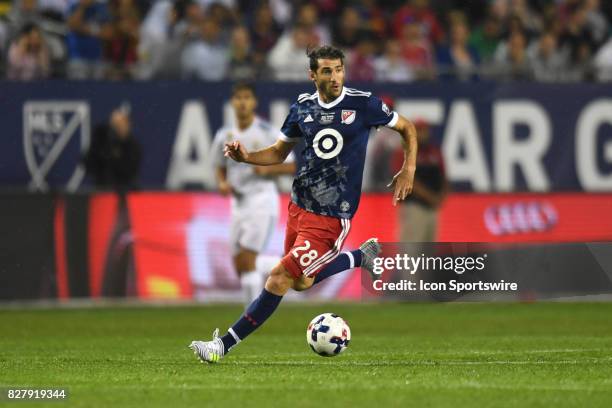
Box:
[189,45,418,363]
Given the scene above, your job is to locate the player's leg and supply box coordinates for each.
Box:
[311,238,382,285]
[233,213,276,305]
[217,262,293,351]
[188,262,293,364]
[188,206,299,363]
[233,248,260,305]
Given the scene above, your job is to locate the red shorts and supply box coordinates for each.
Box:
[281,201,351,279]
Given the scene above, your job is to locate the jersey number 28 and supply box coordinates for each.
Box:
[291,240,319,266]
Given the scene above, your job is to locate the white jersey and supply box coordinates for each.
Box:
[211,117,289,215]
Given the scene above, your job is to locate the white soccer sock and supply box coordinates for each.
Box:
[240,270,262,306]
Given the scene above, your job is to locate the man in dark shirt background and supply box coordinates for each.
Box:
[393,119,448,243]
[84,102,141,296]
[85,102,141,190]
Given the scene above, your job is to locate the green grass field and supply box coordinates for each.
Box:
[1,302,612,407]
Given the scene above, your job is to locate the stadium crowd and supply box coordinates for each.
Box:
[1,0,612,81]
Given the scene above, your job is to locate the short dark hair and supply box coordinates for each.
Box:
[231,82,257,98]
[307,45,345,71]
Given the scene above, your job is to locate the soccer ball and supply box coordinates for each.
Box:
[306,313,351,357]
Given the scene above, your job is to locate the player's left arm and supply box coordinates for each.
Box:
[387,115,418,206]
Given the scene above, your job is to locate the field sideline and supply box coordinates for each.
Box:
[1,302,611,407]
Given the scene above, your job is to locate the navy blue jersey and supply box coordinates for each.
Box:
[280,87,398,219]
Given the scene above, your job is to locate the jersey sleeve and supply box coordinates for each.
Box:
[279,102,302,142]
[366,96,399,128]
[209,129,227,168]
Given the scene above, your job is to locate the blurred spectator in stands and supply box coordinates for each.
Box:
[66,0,112,79]
[392,0,444,46]
[267,0,292,27]
[206,1,237,33]
[374,38,414,82]
[583,0,608,47]
[136,0,173,79]
[393,119,448,243]
[491,29,531,80]
[7,23,50,79]
[249,2,282,74]
[4,0,41,36]
[594,36,612,81]
[105,0,141,79]
[332,6,363,49]
[509,0,543,35]
[469,13,502,63]
[144,0,201,79]
[267,24,314,81]
[228,25,257,80]
[3,0,66,76]
[180,17,229,80]
[559,4,596,61]
[527,31,567,81]
[398,19,433,79]
[174,0,204,40]
[85,102,141,190]
[295,3,330,45]
[357,0,388,40]
[490,0,542,36]
[347,32,376,81]
[565,39,595,81]
[436,18,480,81]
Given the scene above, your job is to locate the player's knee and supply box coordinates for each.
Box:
[292,278,313,292]
[265,265,293,295]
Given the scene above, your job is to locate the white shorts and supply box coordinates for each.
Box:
[230,212,277,256]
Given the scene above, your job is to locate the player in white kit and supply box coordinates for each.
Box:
[210,83,296,305]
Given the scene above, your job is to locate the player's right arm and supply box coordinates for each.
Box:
[225,101,301,165]
[224,139,295,165]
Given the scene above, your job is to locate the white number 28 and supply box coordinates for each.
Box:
[291,240,319,267]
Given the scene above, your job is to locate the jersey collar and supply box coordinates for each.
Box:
[234,116,258,134]
[315,86,346,109]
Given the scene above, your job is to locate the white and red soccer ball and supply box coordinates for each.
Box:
[306,313,351,357]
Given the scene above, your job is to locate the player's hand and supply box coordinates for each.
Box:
[387,167,415,206]
[218,180,232,196]
[224,141,249,163]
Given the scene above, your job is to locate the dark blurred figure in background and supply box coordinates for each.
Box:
[394,119,448,243]
[84,102,141,297]
[85,102,141,190]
